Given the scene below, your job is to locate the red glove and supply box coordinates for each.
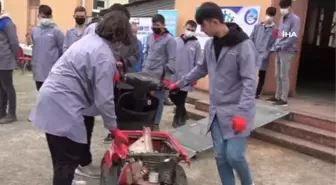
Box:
[163,79,170,87]
[113,73,120,83]
[168,83,178,91]
[232,116,246,133]
[111,129,128,145]
[192,81,197,86]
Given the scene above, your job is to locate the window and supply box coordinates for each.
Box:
[315,8,323,46]
[328,11,336,47]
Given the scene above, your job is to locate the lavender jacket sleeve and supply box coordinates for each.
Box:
[236,40,257,117]
[54,28,65,56]
[280,16,300,50]
[92,59,117,130]
[4,20,19,58]
[165,37,177,77]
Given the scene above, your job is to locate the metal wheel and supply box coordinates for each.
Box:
[100,159,121,185]
[174,165,188,185]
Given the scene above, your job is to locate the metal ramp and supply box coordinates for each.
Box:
[168,102,290,159]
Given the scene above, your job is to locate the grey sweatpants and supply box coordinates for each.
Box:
[275,52,294,101]
[0,70,16,115]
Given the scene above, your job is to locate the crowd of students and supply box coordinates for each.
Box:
[0,0,300,185]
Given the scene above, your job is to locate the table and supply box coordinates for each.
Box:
[19,43,32,56]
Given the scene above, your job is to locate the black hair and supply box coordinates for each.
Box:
[0,1,2,12]
[185,20,197,28]
[39,5,52,16]
[96,11,132,45]
[99,9,109,17]
[279,0,292,8]
[266,7,277,16]
[108,3,130,20]
[195,2,224,25]
[152,14,165,24]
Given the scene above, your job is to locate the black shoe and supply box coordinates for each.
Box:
[266,96,279,102]
[172,115,178,128]
[273,100,288,106]
[152,125,160,131]
[103,134,113,144]
[255,95,260,99]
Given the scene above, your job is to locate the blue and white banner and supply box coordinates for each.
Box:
[196,6,261,49]
[130,17,152,51]
[158,9,178,37]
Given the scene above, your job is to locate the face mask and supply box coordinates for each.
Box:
[280,8,289,16]
[152,27,162,34]
[40,18,53,26]
[184,30,195,37]
[265,15,274,23]
[75,17,86,25]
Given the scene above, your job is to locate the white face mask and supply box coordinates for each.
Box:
[39,18,53,26]
[265,15,274,23]
[280,8,289,16]
[184,30,195,37]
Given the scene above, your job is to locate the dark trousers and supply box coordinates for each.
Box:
[169,90,188,118]
[0,70,16,115]
[35,81,44,91]
[256,70,267,96]
[81,115,94,166]
[46,116,94,185]
[46,134,86,185]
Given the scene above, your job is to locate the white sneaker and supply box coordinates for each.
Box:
[75,163,100,179]
[72,180,86,185]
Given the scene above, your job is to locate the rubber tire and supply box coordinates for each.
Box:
[174,165,188,185]
[100,160,121,185]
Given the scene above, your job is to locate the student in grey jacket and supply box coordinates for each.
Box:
[31,5,64,91]
[268,0,300,106]
[30,11,130,185]
[142,14,176,130]
[63,6,87,53]
[169,2,256,185]
[250,7,277,98]
[0,1,20,124]
[169,20,201,128]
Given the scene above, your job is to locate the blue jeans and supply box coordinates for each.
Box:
[211,117,253,185]
[153,89,165,125]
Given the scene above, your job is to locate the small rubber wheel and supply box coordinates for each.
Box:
[174,165,188,185]
[100,159,121,185]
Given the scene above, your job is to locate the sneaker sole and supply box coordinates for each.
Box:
[75,168,100,179]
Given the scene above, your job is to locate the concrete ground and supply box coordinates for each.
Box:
[0,71,335,185]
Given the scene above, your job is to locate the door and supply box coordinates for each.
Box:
[26,0,40,45]
[263,0,309,96]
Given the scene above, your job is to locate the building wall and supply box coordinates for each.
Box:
[174,0,272,91]
[3,0,29,42]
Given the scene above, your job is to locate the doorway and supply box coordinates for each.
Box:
[297,0,335,103]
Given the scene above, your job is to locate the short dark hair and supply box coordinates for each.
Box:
[195,2,223,25]
[266,7,277,16]
[39,5,52,16]
[185,20,197,28]
[74,6,86,14]
[279,0,292,8]
[152,14,165,24]
[96,11,132,45]
[108,3,130,20]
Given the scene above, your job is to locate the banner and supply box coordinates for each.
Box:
[158,10,178,36]
[130,17,152,51]
[196,6,261,49]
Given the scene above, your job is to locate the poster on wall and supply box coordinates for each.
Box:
[130,17,152,51]
[158,10,178,36]
[196,6,261,49]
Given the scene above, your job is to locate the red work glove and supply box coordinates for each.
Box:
[232,116,247,133]
[163,79,170,87]
[113,73,120,83]
[111,129,128,145]
[168,83,178,91]
[192,81,197,86]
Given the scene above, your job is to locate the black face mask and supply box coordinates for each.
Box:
[152,27,162,34]
[75,17,86,25]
